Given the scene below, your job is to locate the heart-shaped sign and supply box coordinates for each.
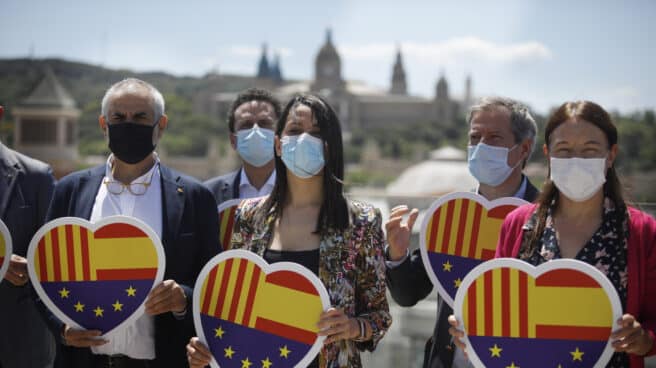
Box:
[0,220,12,282]
[27,216,165,337]
[193,249,330,368]
[217,199,241,250]
[454,258,622,368]
[419,192,527,307]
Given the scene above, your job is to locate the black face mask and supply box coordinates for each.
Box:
[107,121,158,164]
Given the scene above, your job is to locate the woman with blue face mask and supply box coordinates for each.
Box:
[448,101,656,367]
[187,94,391,368]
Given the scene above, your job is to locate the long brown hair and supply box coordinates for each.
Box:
[521,101,627,258]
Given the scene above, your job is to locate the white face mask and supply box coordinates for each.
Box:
[550,157,607,202]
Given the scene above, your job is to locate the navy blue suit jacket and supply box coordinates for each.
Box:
[203,168,240,206]
[45,164,221,368]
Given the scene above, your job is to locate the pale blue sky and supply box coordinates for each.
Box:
[2,0,654,113]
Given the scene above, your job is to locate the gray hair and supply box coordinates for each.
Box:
[468,96,538,161]
[101,78,165,120]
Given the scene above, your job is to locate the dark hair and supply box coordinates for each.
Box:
[521,100,627,258]
[227,88,282,132]
[260,93,349,234]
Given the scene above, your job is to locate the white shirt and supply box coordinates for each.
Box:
[89,154,162,359]
[238,168,275,199]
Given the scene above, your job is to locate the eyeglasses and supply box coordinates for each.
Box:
[103,165,158,195]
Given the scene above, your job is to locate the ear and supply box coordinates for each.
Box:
[229,133,237,150]
[274,135,282,157]
[542,143,549,157]
[607,143,618,168]
[99,115,107,136]
[520,138,532,161]
[0,105,4,121]
[158,114,168,131]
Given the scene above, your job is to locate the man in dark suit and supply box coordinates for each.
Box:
[204,88,280,204]
[0,105,57,368]
[385,97,539,368]
[43,79,221,368]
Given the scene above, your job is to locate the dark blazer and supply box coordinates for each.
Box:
[386,178,539,368]
[45,164,221,368]
[0,143,57,368]
[203,169,241,205]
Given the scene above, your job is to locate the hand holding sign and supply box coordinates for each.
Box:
[193,249,330,368]
[453,258,622,368]
[27,216,166,338]
[419,192,527,307]
[0,220,12,283]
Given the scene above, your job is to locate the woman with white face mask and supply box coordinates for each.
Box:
[186,94,391,368]
[448,101,656,367]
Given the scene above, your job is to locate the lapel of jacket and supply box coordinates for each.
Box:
[228,168,241,200]
[74,166,105,219]
[159,165,185,248]
[0,144,20,218]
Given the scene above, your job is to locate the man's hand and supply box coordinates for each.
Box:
[144,280,187,315]
[611,314,654,356]
[385,205,419,261]
[62,325,108,347]
[5,255,29,286]
[187,337,212,368]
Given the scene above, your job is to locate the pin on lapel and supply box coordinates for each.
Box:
[177,187,184,194]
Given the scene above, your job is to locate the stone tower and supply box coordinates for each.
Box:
[435,71,452,124]
[12,67,80,177]
[390,47,407,95]
[311,29,344,94]
[256,43,270,79]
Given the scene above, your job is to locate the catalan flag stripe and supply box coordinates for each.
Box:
[440,201,456,254]
[80,227,91,281]
[242,265,261,326]
[468,203,483,258]
[65,225,76,281]
[454,199,469,257]
[202,266,218,315]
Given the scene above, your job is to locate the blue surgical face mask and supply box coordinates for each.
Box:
[468,142,520,186]
[280,133,325,179]
[235,124,275,167]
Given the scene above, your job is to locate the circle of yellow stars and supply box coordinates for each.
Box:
[215,326,292,368]
[58,285,137,317]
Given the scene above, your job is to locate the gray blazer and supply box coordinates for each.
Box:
[0,143,56,368]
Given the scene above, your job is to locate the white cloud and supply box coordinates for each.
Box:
[338,37,552,65]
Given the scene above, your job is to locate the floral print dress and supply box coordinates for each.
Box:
[230,197,392,368]
[520,198,629,367]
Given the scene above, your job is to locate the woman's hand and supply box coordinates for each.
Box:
[447,314,468,358]
[611,314,655,356]
[186,337,212,368]
[317,308,359,344]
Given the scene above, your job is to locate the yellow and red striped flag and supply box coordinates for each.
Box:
[27,216,165,336]
[193,250,330,368]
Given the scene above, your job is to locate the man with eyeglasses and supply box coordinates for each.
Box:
[42,78,221,368]
[204,88,281,204]
[0,104,57,368]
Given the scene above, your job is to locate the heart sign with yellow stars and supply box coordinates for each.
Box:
[27,216,165,337]
[454,258,621,368]
[0,220,12,282]
[419,192,528,307]
[193,249,331,368]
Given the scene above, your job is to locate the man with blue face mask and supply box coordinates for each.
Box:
[204,88,281,204]
[385,97,539,368]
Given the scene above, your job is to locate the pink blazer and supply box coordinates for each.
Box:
[496,204,656,367]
